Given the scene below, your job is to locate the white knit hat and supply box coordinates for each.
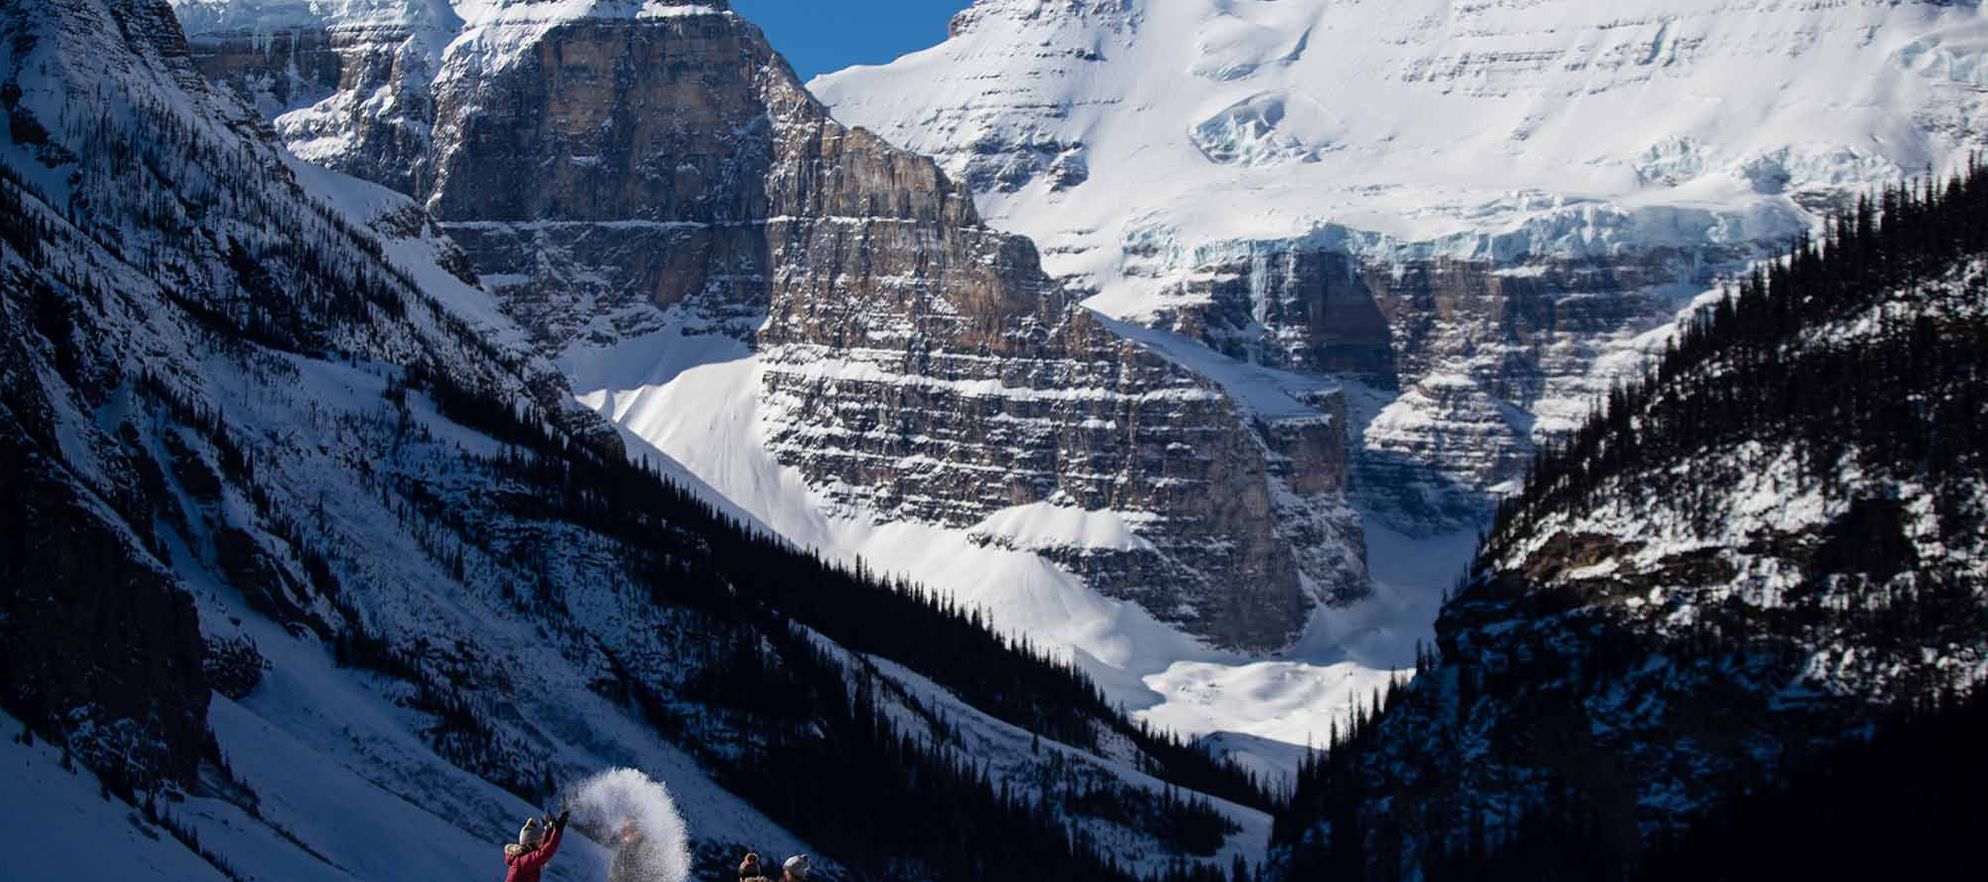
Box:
[518,817,545,847]
[783,854,812,879]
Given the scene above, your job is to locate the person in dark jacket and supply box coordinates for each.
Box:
[738,851,768,881]
[503,810,568,882]
[607,818,653,882]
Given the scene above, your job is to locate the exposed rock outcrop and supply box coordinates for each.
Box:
[1152,235,1714,527]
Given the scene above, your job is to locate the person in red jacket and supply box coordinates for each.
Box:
[503,810,568,882]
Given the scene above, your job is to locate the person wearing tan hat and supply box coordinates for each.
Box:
[502,810,568,882]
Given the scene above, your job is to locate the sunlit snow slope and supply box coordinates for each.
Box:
[819,0,1983,287]
[562,324,1427,784]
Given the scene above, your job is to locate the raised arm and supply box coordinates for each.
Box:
[523,821,564,869]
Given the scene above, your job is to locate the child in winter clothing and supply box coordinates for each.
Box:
[504,811,568,882]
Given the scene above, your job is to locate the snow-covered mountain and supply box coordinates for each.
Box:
[0,1,1275,878]
[173,0,1370,657]
[806,0,1988,765]
[163,0,1419,771]
[166,0,1988,786]
[15,0,1987,877]
[815,0,1988,530]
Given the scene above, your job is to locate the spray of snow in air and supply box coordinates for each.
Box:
[566,768,692,882]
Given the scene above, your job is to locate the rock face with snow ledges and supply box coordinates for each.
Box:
[815,0,1988,532]
[176,0,1365,649]
[177,0,461,194]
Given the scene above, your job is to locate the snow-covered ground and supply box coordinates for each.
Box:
[3,711,235,882]
[161,524,799,882]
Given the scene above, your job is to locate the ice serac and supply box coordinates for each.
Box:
[814,0,1988,532]
[186,0,1360,648]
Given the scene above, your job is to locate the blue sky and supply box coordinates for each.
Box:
[731,0,972,81]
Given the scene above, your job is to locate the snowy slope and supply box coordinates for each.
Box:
[817,0,1982,289]
[564,319,1456,782]
[0,0,813,871]
[2,713,233,882]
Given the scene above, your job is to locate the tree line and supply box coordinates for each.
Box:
[1274,162,1988,880]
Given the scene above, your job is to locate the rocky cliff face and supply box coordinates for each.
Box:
[1148,233,1718,526]
[180,25,341,116]
[814,0,1988,536]
[178,0,1361,649]
[179,3,455,194]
